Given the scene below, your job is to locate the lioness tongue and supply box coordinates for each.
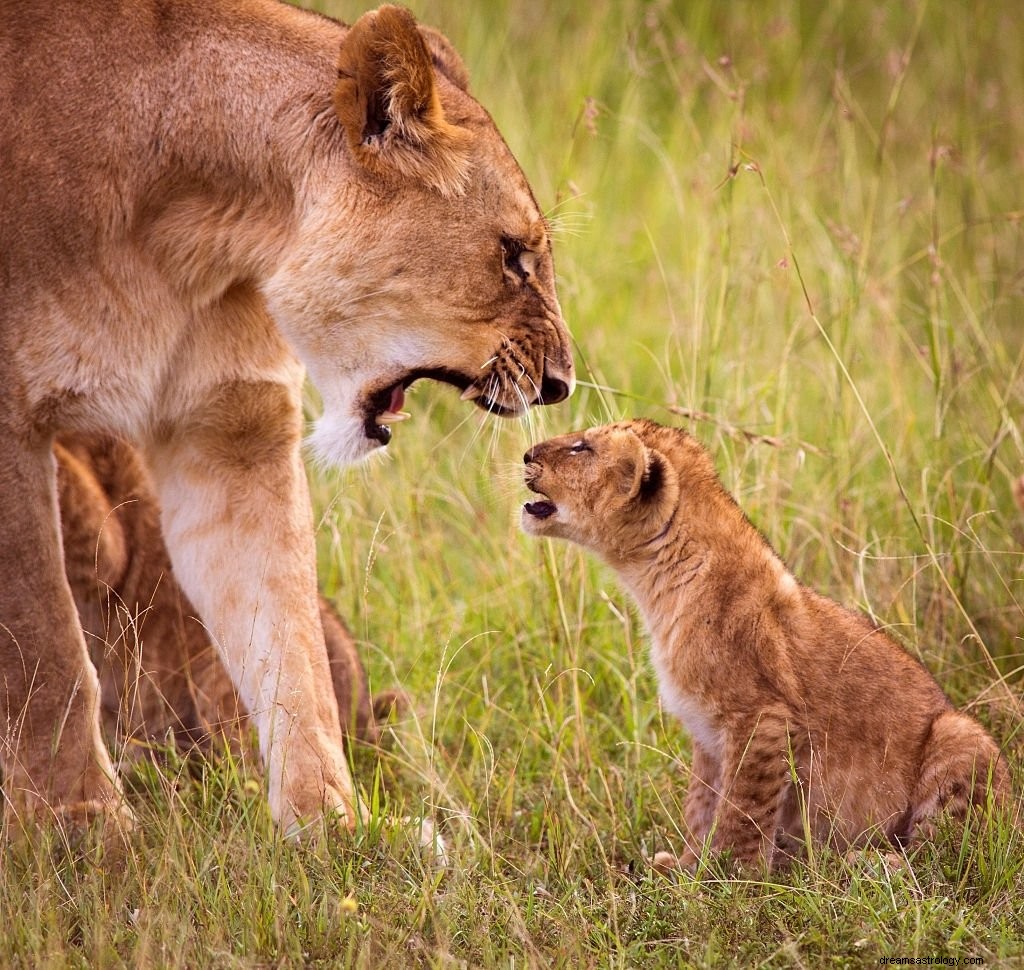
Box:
[376,383,411,426]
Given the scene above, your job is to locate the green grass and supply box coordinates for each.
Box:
[5,0,1024,966]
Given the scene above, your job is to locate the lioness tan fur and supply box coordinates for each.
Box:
[56,434,398,757]
[522,420,1009,870]
[0,0,574,838]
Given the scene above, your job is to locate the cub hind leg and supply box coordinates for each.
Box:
[54,440,130,609]
[58,435,217,752]
[905,709,1010,843]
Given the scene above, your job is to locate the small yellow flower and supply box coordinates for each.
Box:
[340,895,358,914]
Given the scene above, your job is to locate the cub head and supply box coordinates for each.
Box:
[521,422,683,559]
[263,5,575,465]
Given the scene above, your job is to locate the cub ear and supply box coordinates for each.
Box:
[614,432,667,504]
[334,5,471,196]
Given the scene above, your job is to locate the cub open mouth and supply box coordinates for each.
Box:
[523,500,557,519]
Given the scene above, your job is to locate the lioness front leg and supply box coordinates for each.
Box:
[0,426,129,837]
[146,381,356,834]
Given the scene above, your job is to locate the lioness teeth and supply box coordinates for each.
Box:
[376,410,411,425]
[459,385,483,402]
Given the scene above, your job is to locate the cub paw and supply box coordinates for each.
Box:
[371,689,409,726]
[651,850,684,874]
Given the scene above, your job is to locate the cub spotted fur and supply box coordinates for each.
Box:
[522,420,1009,870]
[57,435,398,757]
[1,0,573,838]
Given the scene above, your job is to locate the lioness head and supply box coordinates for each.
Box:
[522,421,717,560]
[262,6,574,465]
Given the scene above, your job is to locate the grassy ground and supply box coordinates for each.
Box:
[4,0,1024,966]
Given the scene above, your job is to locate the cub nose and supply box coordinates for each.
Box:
[523,447,537,464]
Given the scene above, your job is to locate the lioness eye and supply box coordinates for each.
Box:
[569,440,590,454]
[500,236,529,282]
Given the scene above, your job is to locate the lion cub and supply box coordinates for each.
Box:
[522,419,1009,870]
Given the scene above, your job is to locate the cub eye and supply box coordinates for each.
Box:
[569,440,590,454]
[500,236,529,282]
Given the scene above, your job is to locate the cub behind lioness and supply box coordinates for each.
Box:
[522,420,1010,870]
[56,435,398,758]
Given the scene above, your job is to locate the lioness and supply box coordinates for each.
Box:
[1,0,573,838]
[522,421,1009,870]
[57,434,398,756]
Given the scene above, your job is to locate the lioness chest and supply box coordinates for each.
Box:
[14,279,301,439]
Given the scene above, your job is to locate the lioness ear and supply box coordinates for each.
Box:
[418,26,470,92]
[334,5,471,196]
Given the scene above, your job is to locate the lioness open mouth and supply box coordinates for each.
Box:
[364,383,411,445]
[361,368,525,445]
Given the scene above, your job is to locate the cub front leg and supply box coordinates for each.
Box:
[0,426,129,838]
[711,710,794,870]
[653,741,721,873]
[146,381,356,834]
[681,742,721,866]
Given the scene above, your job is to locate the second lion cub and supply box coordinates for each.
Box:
[521,419,1009,870]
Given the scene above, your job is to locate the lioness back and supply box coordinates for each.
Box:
[522,420,1009,870]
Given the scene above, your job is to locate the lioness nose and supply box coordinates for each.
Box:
[523,447,537,464]
[538,374,571,405]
